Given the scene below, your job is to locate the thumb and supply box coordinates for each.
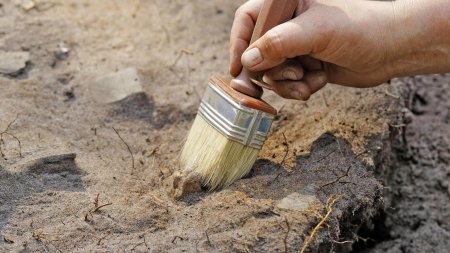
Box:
[241,17,318,72]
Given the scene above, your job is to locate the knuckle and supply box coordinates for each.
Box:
[262,28,285,58]
[234,6,246,18]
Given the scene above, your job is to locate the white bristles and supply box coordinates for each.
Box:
[180,115,260,190]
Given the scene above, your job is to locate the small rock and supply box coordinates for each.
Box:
[63,88,75,101]
[0,51,30,75]
[20,0,35,11]
[91,67,143,104]
[401,108,414,124]
[170,171,203,199]
[54,43,70,61]
[277,191,317,211]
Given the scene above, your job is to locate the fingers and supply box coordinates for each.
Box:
[229,0,264,77]
[302,71,328,93]
[265,79,312,100]
[264,60,304,81]
[241,15,321,72]
[264,70,328,101]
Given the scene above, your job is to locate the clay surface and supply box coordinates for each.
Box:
[0,1,448,252]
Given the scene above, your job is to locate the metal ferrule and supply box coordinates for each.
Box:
[198,81,275,150]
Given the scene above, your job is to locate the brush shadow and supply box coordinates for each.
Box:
[0,155,86,233]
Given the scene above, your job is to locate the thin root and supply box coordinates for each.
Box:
[112,127,135,170]
[0,114,22,158]
[84,193,113,221]
[299,195,342,253]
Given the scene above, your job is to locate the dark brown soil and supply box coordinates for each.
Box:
[354,75,450,253]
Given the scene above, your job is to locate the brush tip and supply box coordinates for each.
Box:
[180,116,260,190]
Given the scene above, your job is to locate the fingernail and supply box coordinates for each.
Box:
[242,48,263,68]
[283,70,299,80]
[290,90,303,100]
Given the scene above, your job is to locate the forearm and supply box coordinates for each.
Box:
[388,0,450,77]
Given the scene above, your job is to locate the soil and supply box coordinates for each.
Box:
[0,1,448,252]
[358,75,450,253]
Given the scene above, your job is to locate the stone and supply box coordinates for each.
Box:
[54,43,70,61]
[20,0,36,11]
[170,171,203,199]
[90,67,143,104]
[0,51,30,75]
[277,187,317,211]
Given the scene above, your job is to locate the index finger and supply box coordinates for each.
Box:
[229,0,264,77]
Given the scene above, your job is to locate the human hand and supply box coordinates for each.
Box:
[230,0,450,100]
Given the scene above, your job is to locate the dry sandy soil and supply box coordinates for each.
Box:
[0,0,449,252]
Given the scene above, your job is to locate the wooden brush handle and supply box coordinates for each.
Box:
[250,0,298,44]
[211,77,277,115]
[231,0,298,98]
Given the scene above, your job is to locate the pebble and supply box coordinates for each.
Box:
[170,171,202,199]
[0,51,30,75]
[20,0,36,11]
[91,67,143,104]
[54,43,70,61]
[277,186,317,211]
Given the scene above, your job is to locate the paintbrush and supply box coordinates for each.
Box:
[180,0,298,190]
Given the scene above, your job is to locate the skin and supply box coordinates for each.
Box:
[229,0,450,100]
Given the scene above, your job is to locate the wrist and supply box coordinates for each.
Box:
[387,0,450,77]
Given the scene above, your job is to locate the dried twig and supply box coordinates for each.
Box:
[3,236,14,244]
[168,48,200,100]
[312,150,336,164]
[131,242,145,251]
[91,203,113,213]
[143,236,148,249]
[94,193,100,207]
[169,48,194,70]
[172,236,185,244]
[283,216,290,253]
[332,239,353,244]
[131,234,148,250]
[389,123,406,128]
[355,150,369,158]
[384,89,400,99]
[352,232,375,243]
[96,234,109,246]
[320,165,352,188]
[32,232,49,253]
[300,195,342,253]
[85,194,113,221]
[112,127,135,170]
[32,231,47,241]
[205,229,212,247]
[280,133,289,166]
[321,92,329,107]
[195,238,200,253]
[32,231,62,253]
[0,114,22,158]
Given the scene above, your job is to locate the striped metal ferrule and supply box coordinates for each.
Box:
[197,81,275,150]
